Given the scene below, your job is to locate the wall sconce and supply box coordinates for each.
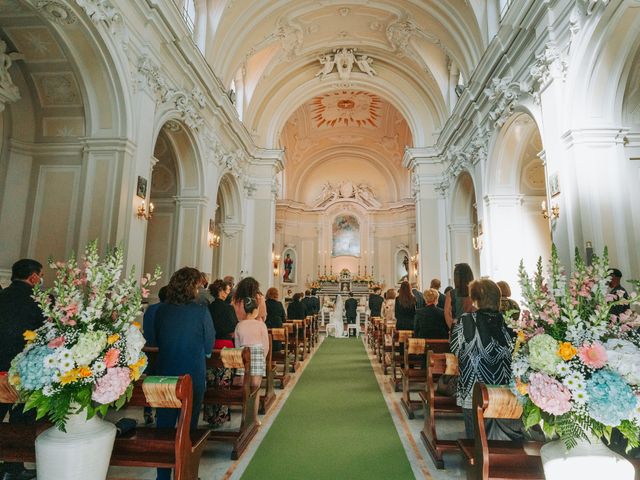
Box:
[410,254,419,276]
[136,200,154,220]
[541,200,559,220]
[208,231,220,248]
[272,253,281,277]
[472,236,483,250]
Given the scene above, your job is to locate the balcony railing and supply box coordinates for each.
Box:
[172,0,195,32]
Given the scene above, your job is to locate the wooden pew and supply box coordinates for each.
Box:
[259,334,276,414]
[291,319,307,362]
[419,350,462,468]
[0,373,45,465]
[366,316,380,349]
[381,321,396,375]
[268,327,291,388]
[304,316,313,354]
[203,348,259,459]
[371,317,382,358]
[457,383,544,480]
[111,375,211,480]
[389,330,413,391]
[283,322,301,372]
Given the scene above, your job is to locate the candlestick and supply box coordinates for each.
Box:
[324,265,327,275]
[358,265,361,275]
[364,265,367,275]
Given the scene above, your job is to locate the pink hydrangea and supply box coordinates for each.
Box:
[91,367,131,404]
[578,342,607,369]
[105,348,120,368]
[48,336,65,348]
[528,372,572,415]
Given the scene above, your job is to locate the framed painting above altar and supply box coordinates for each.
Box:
[332,214,360,257]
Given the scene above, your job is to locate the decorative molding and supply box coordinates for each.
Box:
[171,90,204,130]
[28,0,78,25]
[243,179,257,197]
[529,45,568,103]
[75,0,124,37]
[249,18,303,63]
[315,48,377,81]
[0,40,20,112]
[136,55,170,103]
[484,77,526,128]
[469,129,489,165]
[221,149,246,178]
[577,0,610,15]
[220,222,244,238]
[311,181,381,209]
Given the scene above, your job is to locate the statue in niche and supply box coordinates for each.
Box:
[403,255,409,275]
[283,253,294,282]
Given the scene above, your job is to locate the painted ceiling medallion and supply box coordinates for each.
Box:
[311,91,380,127]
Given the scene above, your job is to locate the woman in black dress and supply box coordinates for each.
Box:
[265,287,286,351]
[394,281,416,331]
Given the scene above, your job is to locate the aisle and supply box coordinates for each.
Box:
[240,337,415,480]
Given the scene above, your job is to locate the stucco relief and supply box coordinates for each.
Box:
[315,48,377,81]
[0,40,20,111]
[33,72,81,106]
[484,77,525,128]
[313,181,381,209]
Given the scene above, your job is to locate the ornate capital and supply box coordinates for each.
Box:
[0,41,20,112]
[484,77,526,128]
[75,0,124,37]
[135,55,170,103]
[529,45,568,103]
[170,90,204,131]
[221,222,244,238]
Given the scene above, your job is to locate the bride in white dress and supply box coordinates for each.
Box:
[331,294,345,338]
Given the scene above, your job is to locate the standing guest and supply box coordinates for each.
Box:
[444,263,475,330]
[382,288,397,324]
[0,259,44,480]
[451,279,518,440]
[142,286,168,347]
[232,277,267,321]
[496,281,520,321]
[301,290,315,316]
[204,279,237,427]
[310,288,321,315]
[395,281,417,331]
[414,289,448,339]
[287,292,306,320]
[430,278,446,309]
[412,282,425,309]
[265,287,286,351]
[368,287,384,317]
[195,272,213,306]
[608,268,630,316]
[345,292,358,326]
[223,275,235,305]
[153,267,214,480]
[235,297,269,426]
[208,279,237,349]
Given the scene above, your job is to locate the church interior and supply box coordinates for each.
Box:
[1,0,640,479]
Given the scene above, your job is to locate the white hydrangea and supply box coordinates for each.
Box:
[605,339,640,385]
[123,324,146,365]
[72,331,107,365]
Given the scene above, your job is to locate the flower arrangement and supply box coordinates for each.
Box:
[8,241,160,430]
[318,274,338,283]
[509,246,640,449]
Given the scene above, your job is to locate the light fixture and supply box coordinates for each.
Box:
[541,200,559,220]
[410,253,419,276]
[272,253,281,277]
[208,231,220,248]
[136,200,154,220]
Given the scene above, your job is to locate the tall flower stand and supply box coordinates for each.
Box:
[540,436,634,480]
[35,411,116,480]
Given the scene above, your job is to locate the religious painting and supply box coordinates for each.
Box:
[282,248,295,283]
[136,176,147,199]
[397,249,409,283]
[332,214,360,257]
[549,172,560,197]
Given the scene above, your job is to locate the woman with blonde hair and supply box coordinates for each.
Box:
[413,288,448,339]
[381,288,397,324]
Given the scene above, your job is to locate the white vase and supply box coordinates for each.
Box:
[540,435,634,480]
[35,409,116,480]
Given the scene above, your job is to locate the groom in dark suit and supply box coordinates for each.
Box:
[344,292,358,331]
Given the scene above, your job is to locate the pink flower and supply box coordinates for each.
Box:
[105,348,120,368]
[48,336,66,348]
[578,342,608,369]
[141,287,150,298]
[528,372,572,415]
[91,367,131,404]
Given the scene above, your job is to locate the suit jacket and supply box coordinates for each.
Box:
[265,298,286,328]
[0,281,44,371]
[345,298,358,319]
[412,288,425,309]
[368,294,384,317]
[437,292,446,309]
[414,305,448,339]
[287,300,306,320]
[209,298,238,341]
[301,297,315,315]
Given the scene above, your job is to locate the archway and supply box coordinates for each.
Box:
[449,171,481,278]
[211,173,243,279]
[485,112,551,299]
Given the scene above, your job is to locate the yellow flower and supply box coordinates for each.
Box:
[558,342,577,361]
[132,321,141,329]
[516,378,528,395]
[107,334,120,345]
[128,356,147,381]
[9,374,20,387]
[514,331,526,355]
[60,369,80,385]
[23,330,37,342]
[77,366,92,378]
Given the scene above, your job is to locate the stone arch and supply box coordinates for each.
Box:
[449,171,480,276]
[212,172,244,278]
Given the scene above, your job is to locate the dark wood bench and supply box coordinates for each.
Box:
[0,373,48,465]
[457,383,544,480]
[269,327,291,388]
[390,329,413,391]
[291,319,307,361]
[381,322,396,375]
[283,322,301,372]
[259,334,276,414]
[419,351,462,468]
[366,316,381,350]
[111,375,210,480]
[203,347,259,459]
[401,338,450,419]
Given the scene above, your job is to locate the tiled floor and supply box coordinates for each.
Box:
[106,335,467,479]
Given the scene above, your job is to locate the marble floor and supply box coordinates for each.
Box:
[106,335,467,480]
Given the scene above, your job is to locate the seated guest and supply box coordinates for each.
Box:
[444,263,475,329]
[310,288,321,315]
[368,287,384,317]
[414,288,448,339]
[0,258,44,480]
[232,277,267,321]
[382,288,397,323]
[395,281,417,331]
[153,267,215,480]
[451,279,518,441]
[345,292,358,328]
[208,279,237,349]
[287,292,306,320]
[265,287,285,351]
[430,278,446,309]
[195,271,213,306]
[235,297,270,425]
[301,289,315,316]
[496,280,520,321]
[205,279,237,426]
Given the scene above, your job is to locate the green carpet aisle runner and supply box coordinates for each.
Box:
[241,337,415,480]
